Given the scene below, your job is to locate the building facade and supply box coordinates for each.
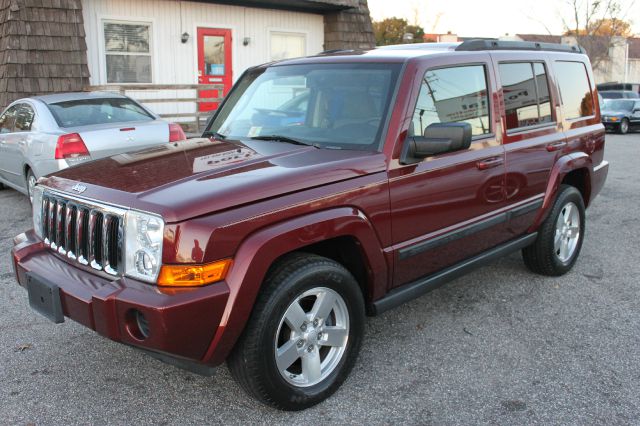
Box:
[0,0,375,116]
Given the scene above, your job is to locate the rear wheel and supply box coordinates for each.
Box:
[522,185,585,276]
[618,118,630,134]
[227,253,365,410]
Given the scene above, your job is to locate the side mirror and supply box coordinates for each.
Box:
[400,122,472,165]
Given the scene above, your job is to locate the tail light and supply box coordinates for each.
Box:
[169,123,186,142]
[55,133,89,160]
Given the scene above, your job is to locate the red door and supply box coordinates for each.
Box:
[197,28,232,112]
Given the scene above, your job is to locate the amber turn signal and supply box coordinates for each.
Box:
[157,259,232,287]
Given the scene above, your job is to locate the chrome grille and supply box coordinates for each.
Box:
[41,192,125,276]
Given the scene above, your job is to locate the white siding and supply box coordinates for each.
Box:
[81,0,324,120]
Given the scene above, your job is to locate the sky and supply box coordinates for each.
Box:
[367,0,640,38]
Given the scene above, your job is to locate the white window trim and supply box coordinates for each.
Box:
[97,16,157,85]
[267,28,309,62]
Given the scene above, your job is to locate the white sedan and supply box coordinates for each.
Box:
[0,92,186,201]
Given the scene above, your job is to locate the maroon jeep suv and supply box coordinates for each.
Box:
[12,40,608,410]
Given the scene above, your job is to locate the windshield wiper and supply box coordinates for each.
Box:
[202,130,227,140]
[250,135,318,148]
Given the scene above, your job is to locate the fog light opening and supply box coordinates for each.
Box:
[126,309,150,340]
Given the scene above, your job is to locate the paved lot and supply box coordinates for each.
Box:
[1,134,638,425]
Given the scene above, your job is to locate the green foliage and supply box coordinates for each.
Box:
[373,17,425,46]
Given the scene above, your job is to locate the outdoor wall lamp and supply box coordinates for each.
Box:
[243,37,251,46]
[181,32,190,43]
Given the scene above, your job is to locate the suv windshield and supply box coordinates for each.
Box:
[207,63,402,151]
[47,98,154,128]
[603,99,635,111]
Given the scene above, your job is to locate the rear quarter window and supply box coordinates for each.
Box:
[554,61,594,120]
[47,98,154,128]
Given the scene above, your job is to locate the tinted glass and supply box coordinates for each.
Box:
[500,63,538,129]
[47,98,154,128]
[555,61,593,119]
[412,65,490,137]
[534,63,553,124]
[0,105,18,134]
[499,62,553,130]
[209,63,401,151]
[15,104,35,131]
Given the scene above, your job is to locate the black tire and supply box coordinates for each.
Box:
[522,185,585,276]
[26,169,36,204]
[618,118,630,134]
[227,253,365,411]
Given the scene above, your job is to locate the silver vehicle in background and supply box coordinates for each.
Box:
[0,92,186,201]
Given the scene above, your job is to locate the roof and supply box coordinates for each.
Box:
[516,34,562,44]
[32,92,129,105]
[270,43,458,66]
[194,0,355,13]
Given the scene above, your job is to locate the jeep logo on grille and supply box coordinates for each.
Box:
[71,183,87,194]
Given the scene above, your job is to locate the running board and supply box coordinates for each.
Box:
[371,233,538,315]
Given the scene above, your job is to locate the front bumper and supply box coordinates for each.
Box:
[601,121,620,131]
[12,230,229,365]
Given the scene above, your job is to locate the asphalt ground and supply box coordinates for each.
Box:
[0,133,638,425]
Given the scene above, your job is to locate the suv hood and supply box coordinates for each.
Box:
[41,138,386,222]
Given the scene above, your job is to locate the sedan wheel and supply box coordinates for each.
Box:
[27,170,37,204]
[619,118,629,134]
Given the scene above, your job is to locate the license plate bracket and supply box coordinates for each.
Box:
[26,272,64,324]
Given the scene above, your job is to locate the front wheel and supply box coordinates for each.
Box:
[618,118,630,134]
[522,185,585,276]
[227,253,365,410]
[26,169,37,203]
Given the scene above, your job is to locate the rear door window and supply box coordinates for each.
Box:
[47,98,154,128]
[498,62,553,130]
[14,104,35,131]
[0,105,18,134]
[554,61,594,119]
[411,65,491,137]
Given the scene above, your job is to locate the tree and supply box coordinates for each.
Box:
[561,0,635,69]
[373,17,425,46]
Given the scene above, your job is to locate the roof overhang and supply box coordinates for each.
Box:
[192,0,356,14]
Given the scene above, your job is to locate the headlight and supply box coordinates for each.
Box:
[31,185,44,238]
[124,210,164,283]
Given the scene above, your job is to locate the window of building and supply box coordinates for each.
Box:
[104,21,152,83]
[412,65,491,137]
[499,62,553,130]
[555,61,594,119]
[270,32,306,61]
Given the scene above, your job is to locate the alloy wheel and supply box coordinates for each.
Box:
[274,287,349,387]
[554,201,581,262]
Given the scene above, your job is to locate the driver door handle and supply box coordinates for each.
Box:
[546,141,567,152]
[477,156,504,170]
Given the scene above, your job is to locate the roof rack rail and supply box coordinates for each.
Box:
[456,39,585,54]
[318,49,357,55]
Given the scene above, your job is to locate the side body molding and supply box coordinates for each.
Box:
[202,207,389,365]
